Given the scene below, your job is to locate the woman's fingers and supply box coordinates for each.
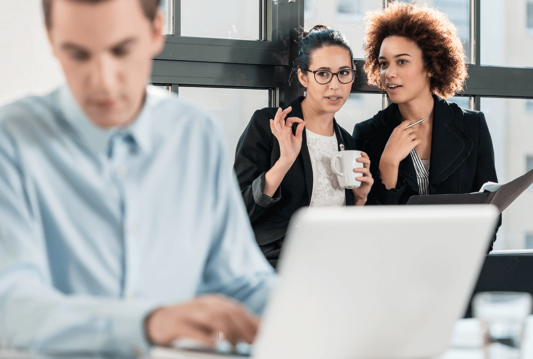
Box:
[356,176,374,183]
[276,106,292,126]
[353,167,371,175]
[285,117,304,126]
[295,122,306,141]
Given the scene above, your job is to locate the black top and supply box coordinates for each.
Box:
[234,96,357,268]
[353,95,500,250]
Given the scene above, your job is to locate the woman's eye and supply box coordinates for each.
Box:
[379,62,387,68]
[317,72,329,77]
[340,70,350,76]
[398,59,407,65]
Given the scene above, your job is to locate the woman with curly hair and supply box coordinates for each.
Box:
[234,25,374,268]
[353,2,499,249]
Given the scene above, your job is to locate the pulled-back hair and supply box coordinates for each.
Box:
[43,0,161,29]
[292,24,354,82]
[363,2,467,99]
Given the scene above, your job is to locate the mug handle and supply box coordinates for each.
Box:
[331,154,344,176]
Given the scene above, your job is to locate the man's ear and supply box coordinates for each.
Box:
[297,69,308,88]
[151,11,166,56]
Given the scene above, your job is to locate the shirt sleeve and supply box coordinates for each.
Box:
[0,129,160,356]
[234,110,282,223]
[197,117,277,315]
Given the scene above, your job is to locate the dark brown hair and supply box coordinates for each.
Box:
[43,0,161,29]
[294,24,354,71]
[363,1,468,99]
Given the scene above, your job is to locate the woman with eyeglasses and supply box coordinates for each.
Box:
[352,2,500,250]
[234,25,373,268]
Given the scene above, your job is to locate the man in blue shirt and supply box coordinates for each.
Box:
[0,0,276,355]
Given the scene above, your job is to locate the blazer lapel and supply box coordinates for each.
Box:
[428,97,474,193]
[287,97,314,203]
[333,120,354,206]
[300,129,314,203]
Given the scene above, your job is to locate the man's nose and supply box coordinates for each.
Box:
[89,55,117,91]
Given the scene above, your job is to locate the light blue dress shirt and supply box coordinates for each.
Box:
[0,85,276,356]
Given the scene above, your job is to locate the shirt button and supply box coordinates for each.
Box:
[127,294,136,302]
[128,225,137,234]
[117,166,128,176]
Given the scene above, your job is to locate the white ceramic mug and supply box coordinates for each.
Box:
[330,150,363,189]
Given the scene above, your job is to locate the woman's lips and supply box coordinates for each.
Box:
[325,96,342,105]
[386,85,402,94]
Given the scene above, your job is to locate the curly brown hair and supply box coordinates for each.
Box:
[363,1,468,99]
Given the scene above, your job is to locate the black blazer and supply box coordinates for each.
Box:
[353,95,500,250]
[234,97,357,268]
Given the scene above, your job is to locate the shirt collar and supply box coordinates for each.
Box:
[59,84,155,155]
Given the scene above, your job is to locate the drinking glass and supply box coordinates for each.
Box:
[473,292,532,359]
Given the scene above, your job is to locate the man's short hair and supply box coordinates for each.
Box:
[43,0,161,29]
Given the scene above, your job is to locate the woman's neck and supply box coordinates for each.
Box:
[300,97,335,136]
[397,92,435,124]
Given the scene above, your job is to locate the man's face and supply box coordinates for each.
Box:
[47,0,165,128]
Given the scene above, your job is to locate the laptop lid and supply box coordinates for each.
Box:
[254,205,498,359]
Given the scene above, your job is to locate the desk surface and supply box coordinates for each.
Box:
[2,318,531,359]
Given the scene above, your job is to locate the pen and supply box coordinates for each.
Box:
[404,117,428,130]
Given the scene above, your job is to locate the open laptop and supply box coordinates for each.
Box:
[166,205,497,359]
[252,205,498,359]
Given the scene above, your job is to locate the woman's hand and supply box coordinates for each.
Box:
[352,152,373,205]
[379,120,423,189]
[270,106,306,169]
[264,107,306,197]
[381,120,422,166]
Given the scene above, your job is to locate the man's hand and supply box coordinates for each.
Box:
[145,295,260,347]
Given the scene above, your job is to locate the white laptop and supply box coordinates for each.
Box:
[252,205,498,359]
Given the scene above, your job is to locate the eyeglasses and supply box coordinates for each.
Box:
[300,68,356,85]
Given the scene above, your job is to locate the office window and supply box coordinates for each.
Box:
[447,96,470,110]
[527,155,533,172]
[305,0,382,59]
[481,98,533,249]
[161,0,174,35]
[528,1,533,31]
[526,233,533,249]
[181,0,260,40]
[333,94,382,134]
[526,99,533,113]
[395,0,471,62]
[305,0,313,19]
[337,0,363,21]
[482,0,533,67]
[178,87,269,163]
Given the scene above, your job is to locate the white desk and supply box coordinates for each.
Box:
[2,318,532,359]
[151,317,533,359]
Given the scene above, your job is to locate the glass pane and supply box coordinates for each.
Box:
[334,93,384,133]
[160,0,174,35]
[481,98,533,250]
[394,0,471,62]
[481,0,533,67]
[178,87,269,162]
[181,0,259,40]
[447,96,470,109]
[304,0,382,59]
[307,1,470,61]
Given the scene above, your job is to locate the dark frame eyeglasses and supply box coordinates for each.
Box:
[300,68,356,85]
